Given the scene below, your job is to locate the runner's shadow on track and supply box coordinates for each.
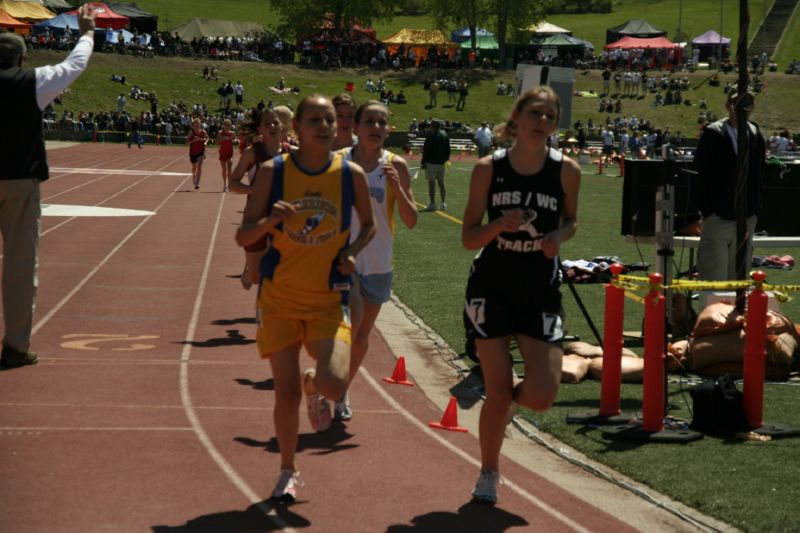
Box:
[211,317,257,326]
[151,500,309,532]
[235,423,358,455]
[235,377,274,390]
[176,329,255,348]
[387,502,527,532]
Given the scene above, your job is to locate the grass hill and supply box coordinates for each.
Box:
[29,50,800,138]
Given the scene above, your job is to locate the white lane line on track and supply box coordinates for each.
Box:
[31,159,186,336]
[50,167,191,177]
[359,367,592,533]
[40,158,183,237]
[42,204,155,217]
[177,194,293,530]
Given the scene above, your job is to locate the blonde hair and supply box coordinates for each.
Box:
[494,85,561,142]
[272,105,294,131]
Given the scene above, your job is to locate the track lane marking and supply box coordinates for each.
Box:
[31,157,187,337]
[40,158,184,237]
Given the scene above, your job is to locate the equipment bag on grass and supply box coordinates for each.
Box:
[689,373,749,436]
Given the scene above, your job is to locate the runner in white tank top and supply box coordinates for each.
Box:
[335,100,418,421]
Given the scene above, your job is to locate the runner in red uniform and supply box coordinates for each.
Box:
[216,118,236,192]
[187,118,208,190]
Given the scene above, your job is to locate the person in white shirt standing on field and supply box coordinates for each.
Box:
[474,122,494,157]
[0,4,96,368]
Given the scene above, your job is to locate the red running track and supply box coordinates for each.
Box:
[0,143,687,532]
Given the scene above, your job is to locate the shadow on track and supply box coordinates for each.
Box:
[151,500,310,532]
[387,501,528,532]
[235,422,359,455]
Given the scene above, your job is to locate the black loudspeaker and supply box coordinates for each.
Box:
[620,159,697,236]
[621,160,800,237]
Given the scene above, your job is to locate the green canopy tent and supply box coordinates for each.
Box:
[460,33,499,60]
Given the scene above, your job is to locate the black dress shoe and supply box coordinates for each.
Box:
[0,345,38,368]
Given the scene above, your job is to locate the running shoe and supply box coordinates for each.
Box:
[270,469,301,502]
[306,393,332,432]
[424,202,437,212]
[471,468,501,505]
[439,202,447,211]
[240,271,252,290]
[333,391,352,421]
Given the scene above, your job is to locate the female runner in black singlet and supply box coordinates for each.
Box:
[462,85,581,504]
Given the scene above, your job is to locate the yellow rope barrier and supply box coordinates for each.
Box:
[610,274,800,304]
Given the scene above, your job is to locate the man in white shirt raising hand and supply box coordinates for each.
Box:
[0,4,96,368]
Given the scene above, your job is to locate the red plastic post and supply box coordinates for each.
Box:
[599,263,625,417]
[619,153,625,177]
[642,273,665,432]
[743,271,768,429]
[597,157,604,175]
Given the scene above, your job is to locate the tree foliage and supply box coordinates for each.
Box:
[268,0,395,41]
[425,0,550,63]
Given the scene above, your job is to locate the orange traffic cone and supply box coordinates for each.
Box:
[383,356,414,386]
[429,396,468,433]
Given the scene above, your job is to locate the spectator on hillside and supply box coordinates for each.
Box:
[116,93,126,112]
[602,67,611,94]
[456,80,468,111]
[235,81,244,106]
[428,80,438,107]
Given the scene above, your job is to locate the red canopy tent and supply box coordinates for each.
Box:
[66,2,127,30]
[0,8,31,34]
[605,36,682,68]
[605,35,676,49]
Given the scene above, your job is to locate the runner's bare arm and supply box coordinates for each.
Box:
[228,147,255,194]
[541,157,581,258]
[388,156,417,230]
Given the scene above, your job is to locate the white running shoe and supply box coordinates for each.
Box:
[472,468,501,505]
[307,394,332,432]
[439,202,447,211]
[304,369,331,432]
[271,469,301,502]
[333,391,352,421]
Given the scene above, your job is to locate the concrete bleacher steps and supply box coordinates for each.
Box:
[749,0,798,60]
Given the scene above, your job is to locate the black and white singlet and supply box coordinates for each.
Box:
[463,147,566,342]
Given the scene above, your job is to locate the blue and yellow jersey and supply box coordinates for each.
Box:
[258,152,354,317]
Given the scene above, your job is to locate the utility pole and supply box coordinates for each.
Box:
[719,0,725,67]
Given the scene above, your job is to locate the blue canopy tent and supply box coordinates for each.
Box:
[33,13,77,35]
[450,27,493,43]
[102,27,136,44]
